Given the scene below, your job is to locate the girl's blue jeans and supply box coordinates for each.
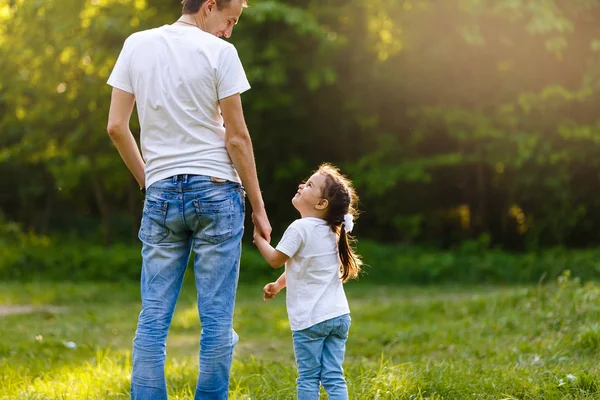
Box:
[291,314,351,400]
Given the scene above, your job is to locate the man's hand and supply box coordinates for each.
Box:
[252,210,272,243]
[263,282,281,302]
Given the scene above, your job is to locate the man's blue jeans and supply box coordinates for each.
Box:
[130,174,245,400]
[291,314,351,400]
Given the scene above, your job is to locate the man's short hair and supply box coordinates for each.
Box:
[182,0,248,13]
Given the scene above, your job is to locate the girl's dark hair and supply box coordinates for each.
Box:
[317,163,362,282]
[182,0,247,14]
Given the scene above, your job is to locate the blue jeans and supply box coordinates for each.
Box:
[130,174,245,400]
[291,314,351,400]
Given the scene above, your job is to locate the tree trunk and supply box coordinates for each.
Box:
[91,174,112,246]
[128,183,142,244]
[474,156,487,233]
[39,187,53,235]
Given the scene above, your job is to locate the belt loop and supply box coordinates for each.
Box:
[182,174,188,184]
[172,175,178,184]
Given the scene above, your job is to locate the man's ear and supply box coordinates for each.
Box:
[204,0,216,13]
[315,199,329,210]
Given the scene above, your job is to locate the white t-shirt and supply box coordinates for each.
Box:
[276,217,350,331]
[107,25,251,188]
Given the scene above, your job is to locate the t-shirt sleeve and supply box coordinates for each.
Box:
[107,37,134,94]
[216,44,251,100]
[275,225,304,258]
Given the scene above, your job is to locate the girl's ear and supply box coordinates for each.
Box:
[315,199,329,210]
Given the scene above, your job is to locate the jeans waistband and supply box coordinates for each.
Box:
[169,174,192,183]
[149,174,240,193]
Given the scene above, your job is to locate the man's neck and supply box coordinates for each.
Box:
[177,14,207,32]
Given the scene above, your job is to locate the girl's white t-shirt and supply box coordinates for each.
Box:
[107,25,250,188]
[276,217,350,331]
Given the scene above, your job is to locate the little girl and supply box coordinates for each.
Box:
[253,163,362,400]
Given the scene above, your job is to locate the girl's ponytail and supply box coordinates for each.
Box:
[318,163,362,282]
[338,224,361,282]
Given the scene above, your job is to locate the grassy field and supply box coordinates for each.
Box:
[1,272,599,399]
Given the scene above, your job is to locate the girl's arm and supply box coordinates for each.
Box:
[264,272,286,301]
[275,271,286,288]
[253,229,289,268]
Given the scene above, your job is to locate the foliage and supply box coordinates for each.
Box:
[2,0,600,249]
[2,227,600,284]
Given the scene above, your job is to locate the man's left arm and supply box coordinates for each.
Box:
[106,88,145,189]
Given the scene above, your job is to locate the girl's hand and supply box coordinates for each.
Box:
[252,227,261,245]
[263,282,281,302]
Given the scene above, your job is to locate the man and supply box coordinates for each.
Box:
[106,0,271,398]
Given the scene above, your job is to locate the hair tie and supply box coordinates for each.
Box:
[343,214,354,233]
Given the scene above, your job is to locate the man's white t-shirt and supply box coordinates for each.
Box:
[107,25,250,188]
[276,217,350,331]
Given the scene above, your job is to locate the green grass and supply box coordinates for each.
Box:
[1,272,599,399]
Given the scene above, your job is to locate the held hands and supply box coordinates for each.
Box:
[252,226,262,245]
[252,210,272,243]
[263,282,281,302]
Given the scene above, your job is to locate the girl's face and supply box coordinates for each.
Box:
[292,173,328,215]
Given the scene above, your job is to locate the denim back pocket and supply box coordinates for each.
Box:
[336,314,351,339]
[139,197,169,244]
[193,191,234,244]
